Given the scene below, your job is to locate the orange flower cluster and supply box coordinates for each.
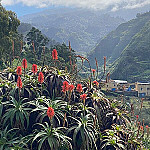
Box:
[62,81,75,93]
[80,94,87,100]
[16,66,22,76]
[91,69,96,77]
[47,107,55,119]
[62,81,69,93]
[93,81,99,86]
[32,64,37,74]
[38,72,44,84]
[52,49,58,60]
[17,76,22,89]
[80,93,87,105]
[68,84,75,92]
[76,84,83,93]
[22,58,27,69]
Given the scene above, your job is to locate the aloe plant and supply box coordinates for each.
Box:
[2,96,31,129]
[67,114,97,150]
[32,122,72,150]
[31,96,68,127]
[0,127,28,150]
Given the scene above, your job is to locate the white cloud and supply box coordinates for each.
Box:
[1,0,150,10]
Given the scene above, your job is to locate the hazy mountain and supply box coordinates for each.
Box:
[20,8,125,52]
[111,12,150,82]
[88,11,150,82]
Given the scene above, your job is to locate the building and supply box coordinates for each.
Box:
[135,82,150,97]
[104,80,128,91]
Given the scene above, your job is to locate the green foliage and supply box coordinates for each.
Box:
[2,96,31,129]
[20,9,124,53]
[0,65,149,149]
[0,5,150,150]
[111,19,150,82]
[25,27,49,63]
[0,5,20,69]
[32,122,72,150]
[88,11,150,82]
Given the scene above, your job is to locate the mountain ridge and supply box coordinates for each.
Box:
[20,8,125,52]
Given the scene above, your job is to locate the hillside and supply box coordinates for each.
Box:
[20,8,124,52]
[111,14,150,82]
[87,12,150,72]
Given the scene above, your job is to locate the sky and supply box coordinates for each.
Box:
[1,0,150,16]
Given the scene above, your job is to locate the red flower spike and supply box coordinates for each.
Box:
[76,84,83,93]
[16,66,22,76]
[17,76,22,89]
[140,126,144,131]
[68,84,75,92]
[32,64,37,74]
[22,58,27,69]
[47,107,55,119]
[136,115,139,119]
[80,93,87,105]
[38,72,44,84]
[146,125,149,128]
[80,94,87,100]
[52,49,58,60]
[91,69,96,77]
[93,80,99,86]
[62,81,69,93]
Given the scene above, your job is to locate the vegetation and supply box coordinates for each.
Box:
[20,8,125,52]
[87,11,150,82]
[0,5,150,150]
[0,5,20,69]
[0,52,150,149]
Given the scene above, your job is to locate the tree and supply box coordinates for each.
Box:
[25,27,49,63]
[0,5,20,68]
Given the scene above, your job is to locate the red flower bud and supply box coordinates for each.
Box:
[62,81,69,93]
[80,93,87,105]
[80,94,87,100]
[76,84,83,93]
[32,64,37,74]
[38,72,44,84]
[47,107,55,119]
[16,66,22,76]
[68,84,75,92]
[91,69,96,77]
[140,125,144,131]
[52,49,58,60]
[93,80,99,86]
[17,76,22,89]
[22,58,27,69]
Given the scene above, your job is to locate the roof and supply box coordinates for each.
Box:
[113,80,128,84]
[137,82,150,85]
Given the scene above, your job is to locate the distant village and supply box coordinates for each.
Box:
[101,79,150,98]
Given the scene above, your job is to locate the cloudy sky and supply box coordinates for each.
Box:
[1,0,150,16]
